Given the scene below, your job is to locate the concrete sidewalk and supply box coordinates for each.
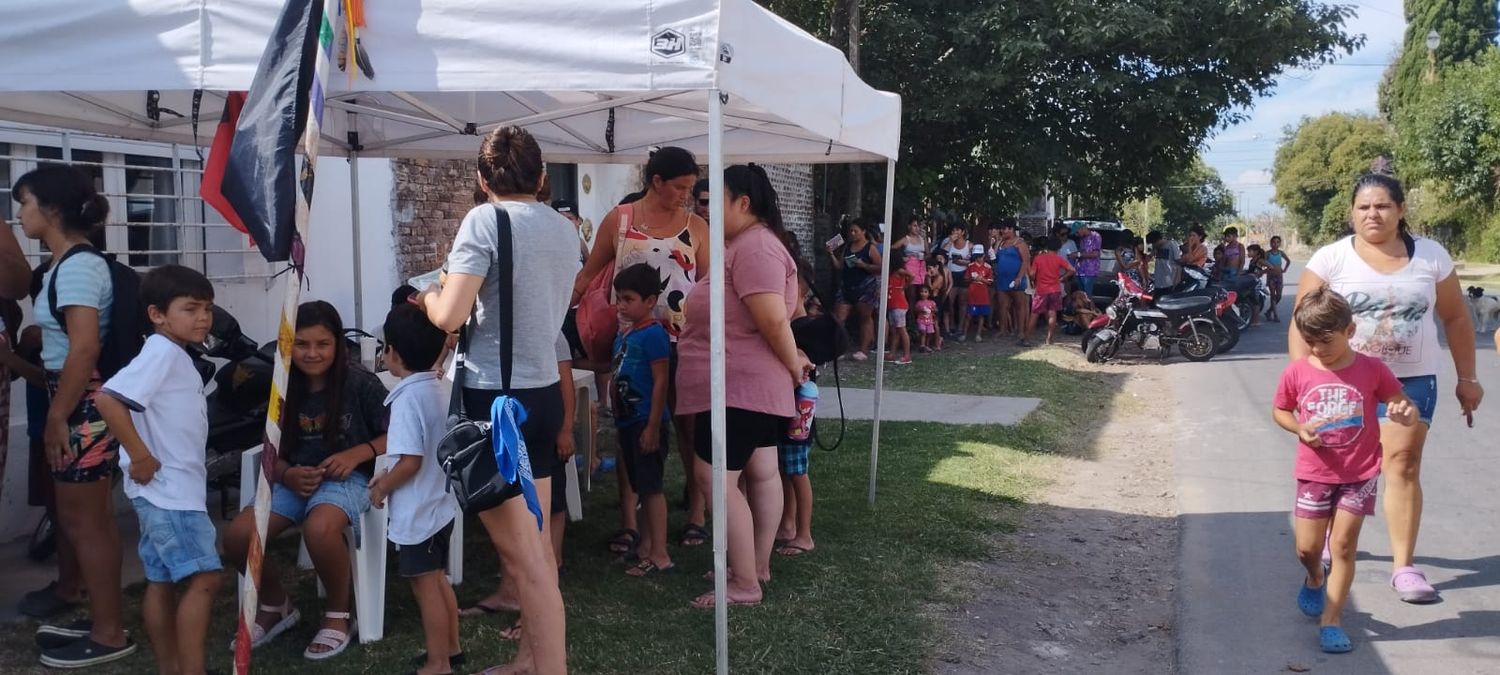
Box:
[816,387,1040,426]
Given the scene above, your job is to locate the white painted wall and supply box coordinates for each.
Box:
[575,163,639,249]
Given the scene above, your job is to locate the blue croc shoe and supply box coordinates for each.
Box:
[1320,626,1353,653]
[1298,580,1326,618]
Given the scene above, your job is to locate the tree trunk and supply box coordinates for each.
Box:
[843,0,863,216]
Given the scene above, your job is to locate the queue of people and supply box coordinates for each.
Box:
[0,126,833,674]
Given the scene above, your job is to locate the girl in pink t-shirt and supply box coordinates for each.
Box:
[914,286,940,352]
[1272,287,1416,655]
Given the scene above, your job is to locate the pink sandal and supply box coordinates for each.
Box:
[1390,566,1439,604]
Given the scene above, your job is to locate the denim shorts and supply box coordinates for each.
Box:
[270,472,371,546]
[1378,375,1438,426]
[131,498,223,583]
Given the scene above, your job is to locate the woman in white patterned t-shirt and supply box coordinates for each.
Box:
[1290,173,1483,605]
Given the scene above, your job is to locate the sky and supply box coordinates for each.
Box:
[1200,0,1408,216]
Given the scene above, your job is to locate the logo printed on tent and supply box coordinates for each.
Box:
[651,29,685,58]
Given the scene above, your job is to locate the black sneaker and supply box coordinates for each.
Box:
[19,581,85,619]
[35,619,92,650]
[39,638,137,669]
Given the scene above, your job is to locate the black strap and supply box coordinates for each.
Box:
[45,245,107,332]
[446,205,517,419]
[495,204,515,393]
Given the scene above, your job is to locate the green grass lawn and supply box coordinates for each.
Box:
[0,344,1118,674]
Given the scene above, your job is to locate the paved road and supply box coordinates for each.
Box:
[1172,266,1500,674]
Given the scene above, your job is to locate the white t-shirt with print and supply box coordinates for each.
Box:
[1305,235,1455,379]
[383,371,456,545]
[101,334,208,511]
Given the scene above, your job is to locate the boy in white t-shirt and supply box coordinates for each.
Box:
[368,304,460,675]
[95,265,220,675]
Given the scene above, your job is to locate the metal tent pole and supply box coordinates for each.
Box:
[868,159,896,507]
[348,145,365,330]
[707,88,730,675]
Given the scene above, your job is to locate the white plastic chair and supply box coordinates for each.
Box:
[237,445,463,644]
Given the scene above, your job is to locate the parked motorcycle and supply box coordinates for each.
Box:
[1084,273,1220,363]
[191,306,275,518]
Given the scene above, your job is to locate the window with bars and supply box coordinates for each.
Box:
[4,132,272,281]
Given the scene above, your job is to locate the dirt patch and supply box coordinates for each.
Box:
[931,360,1179,675]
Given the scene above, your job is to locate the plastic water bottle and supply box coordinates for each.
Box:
[788,379,819,442]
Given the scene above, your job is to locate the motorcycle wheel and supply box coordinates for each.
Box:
[1081,327,1099,353]
[28,513,57,562]
[1085,334,1117,363]
[1178,330,1218,362]
[1232,301,1254,331]
[1215,317,1240,354]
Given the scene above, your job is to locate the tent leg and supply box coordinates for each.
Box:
[349,148,365,329]
[707,88,729,675]
[868,159,896,508]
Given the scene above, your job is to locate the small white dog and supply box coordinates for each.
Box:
[1468,286,1500,333]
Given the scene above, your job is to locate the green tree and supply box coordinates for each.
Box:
[1158,159,1237,233]
[1397,48,1500,207]
[1379,0,1498,119]
[1271,113,1395,243]
[763,0,1361,217]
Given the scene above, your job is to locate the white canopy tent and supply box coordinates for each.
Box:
[0,1,902,671]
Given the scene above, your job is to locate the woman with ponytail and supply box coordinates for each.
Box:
[676,164,812,609]
[1290,173,1482,605]
[12,165,136,667]
[418,126,573,674]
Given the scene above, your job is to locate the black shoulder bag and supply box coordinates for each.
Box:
[437,205,524,514]
[790,279,849,450]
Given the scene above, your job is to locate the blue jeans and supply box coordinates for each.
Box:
[1079,276,1096,297]
[271,472,371,546]
[132,498,223,583]
[1378,375,1438,426]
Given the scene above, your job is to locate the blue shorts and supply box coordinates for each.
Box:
[271,472,371,546]
[968,304,992,318]
[131,498,223,583]
[1379,375,1437,426]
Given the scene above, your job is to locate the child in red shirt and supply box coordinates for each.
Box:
[1273,287,1416,655]
[960,245,993,342]
[1023,237,1075,346]
[885,256,913,364]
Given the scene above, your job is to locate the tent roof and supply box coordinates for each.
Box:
[0,0,899,163]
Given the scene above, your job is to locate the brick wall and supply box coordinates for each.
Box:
[763,163,814,258]
[391,158,477,278]
[390,159,819,279]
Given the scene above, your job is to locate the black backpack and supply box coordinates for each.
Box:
[46,245,147,379]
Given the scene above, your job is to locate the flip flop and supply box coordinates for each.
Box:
[1297,579,1326,618]
[459,600,517,618]
[607,528,640,556]
[626,559,677,578]
[776,544,813,558]
[498,621,523,641]
[680,523,709,547]
[410,650,466,668]
[690,590,762,610]
[1319,626,1353,653]
[1391,566,1439,604]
